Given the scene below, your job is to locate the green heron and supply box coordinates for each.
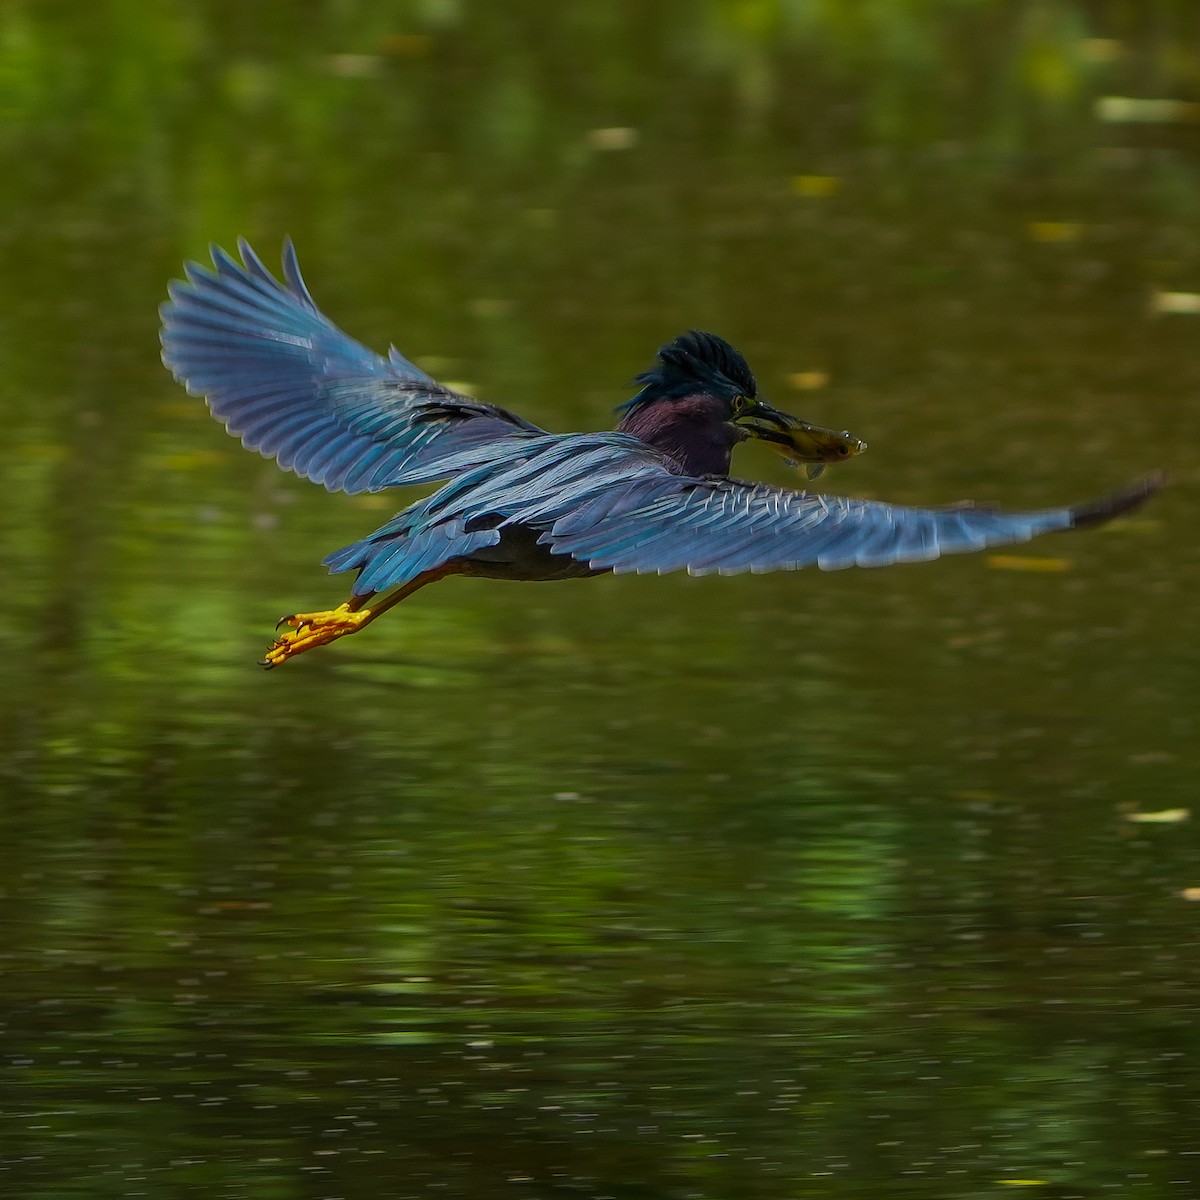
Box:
[160,240,1161,668]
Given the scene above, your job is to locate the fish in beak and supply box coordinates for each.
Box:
[735,401,867,479]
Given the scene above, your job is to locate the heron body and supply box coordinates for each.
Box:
[159,240,1161,667]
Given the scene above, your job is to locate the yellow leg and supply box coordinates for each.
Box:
[261,602,370,668]
[260,566,456,669]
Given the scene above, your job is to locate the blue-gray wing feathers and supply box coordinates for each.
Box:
[159,239,541,493]
[546,480,1074,574]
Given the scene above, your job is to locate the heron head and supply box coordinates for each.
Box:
[619,330,758,416]
[617,331,866,477]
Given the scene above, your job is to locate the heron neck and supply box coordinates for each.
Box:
[616,398,738,477]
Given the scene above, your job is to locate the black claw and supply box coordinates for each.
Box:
[275,614,295,631]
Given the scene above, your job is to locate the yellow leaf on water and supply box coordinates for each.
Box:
[788,370,830,390]
[996,1182,1049,1188]
[1179,888,1200,902]
[986,555,1072,572]
[1126,808,1190,824]
[1097,96,1200,123]
[1150,290,1200,316]
[586,127,638,151]
[791,174,841,198]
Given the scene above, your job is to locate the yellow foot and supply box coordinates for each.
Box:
[261,603,370,669]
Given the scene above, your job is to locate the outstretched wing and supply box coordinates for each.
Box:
[538,465,1162,575]
[159,239,543,493]
[313,421,1158,593]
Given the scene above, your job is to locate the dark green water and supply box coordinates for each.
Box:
[2,4,1198,1197]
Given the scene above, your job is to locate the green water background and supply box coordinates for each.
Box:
[0,3,1197,1196]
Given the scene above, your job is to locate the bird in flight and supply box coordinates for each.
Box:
[160,240,1161,668]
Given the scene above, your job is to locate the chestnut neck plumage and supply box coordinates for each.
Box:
[616,393,742,477]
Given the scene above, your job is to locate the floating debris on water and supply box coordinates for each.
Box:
[587,127,638,151]
[986,555,1071,572]
[788,370,830,390]
[1096,96,1200,123]
[1150,290,1200,316]
[791,174,841,198]
[1125,808,1190,824]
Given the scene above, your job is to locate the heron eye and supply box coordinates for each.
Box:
[732,394,748,414]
